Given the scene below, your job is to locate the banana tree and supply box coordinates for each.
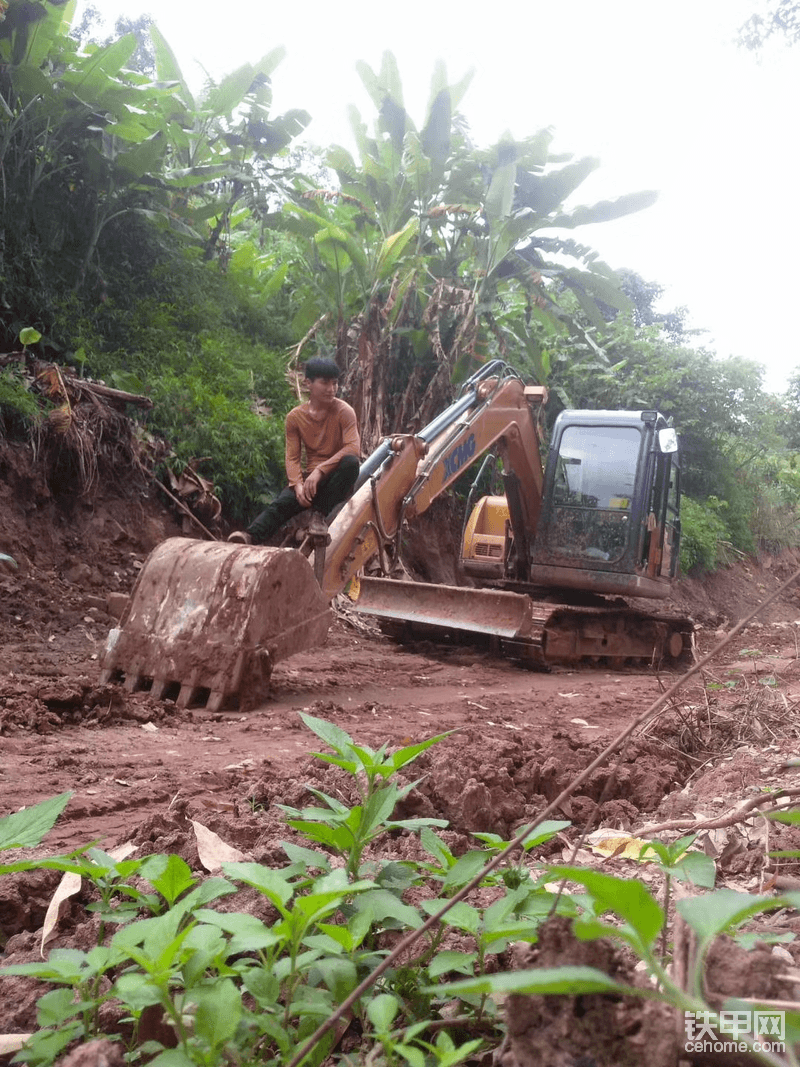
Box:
[282,51,657,451]
[0,2,175,297]
[148,27,310,263]
[0,0,309,308]
[464,132,657,383]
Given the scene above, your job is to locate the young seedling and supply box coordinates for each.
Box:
[279,713,450,879]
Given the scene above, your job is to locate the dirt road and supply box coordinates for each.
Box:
[4,456,800,1057]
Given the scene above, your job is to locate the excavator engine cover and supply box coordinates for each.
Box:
[100,537,332,710]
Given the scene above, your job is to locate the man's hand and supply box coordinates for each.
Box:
[301,468,323,504]
[295,468,323,508]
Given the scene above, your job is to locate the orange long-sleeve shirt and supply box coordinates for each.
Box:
[284,398,361,487]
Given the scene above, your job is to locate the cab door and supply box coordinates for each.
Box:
[644,434,681,579]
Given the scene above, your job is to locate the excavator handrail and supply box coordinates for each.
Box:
[456,358,519,396]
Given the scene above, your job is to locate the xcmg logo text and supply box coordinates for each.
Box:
[442,434,477,479]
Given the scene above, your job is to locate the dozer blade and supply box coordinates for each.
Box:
[352,576,694,668]
[100,537,332,710]
[352,576,548,664]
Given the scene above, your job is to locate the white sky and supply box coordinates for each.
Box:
[76,0,800,393]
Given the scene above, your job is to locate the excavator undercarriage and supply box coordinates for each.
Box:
[351,576,694,669]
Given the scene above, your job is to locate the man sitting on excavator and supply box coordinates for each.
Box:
[228,356,361,545]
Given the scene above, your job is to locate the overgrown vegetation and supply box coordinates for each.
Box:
[0,0,798,559]
[4,717,800,1066]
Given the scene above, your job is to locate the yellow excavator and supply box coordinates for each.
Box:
[100,360,692,710]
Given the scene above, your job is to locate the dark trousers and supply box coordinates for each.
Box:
[248,454,360,544]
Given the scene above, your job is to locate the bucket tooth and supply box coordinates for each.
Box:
[123,671,144,693]
[176,682,199,709]
[150,678,171,700]
[206,690,226,713]
[204,667,233,712]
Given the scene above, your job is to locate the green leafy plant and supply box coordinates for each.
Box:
[0,365,44,436]
[278,713,451,880]
[432,866,800,1066]
[679,494,732,574]
[365,992,482,1067]
[638,833,717,889]
[0,793,72,855]
[0,722,508,1066]
[8,730,800,1067]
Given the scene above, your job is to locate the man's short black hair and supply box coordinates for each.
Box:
[304,356,340,381]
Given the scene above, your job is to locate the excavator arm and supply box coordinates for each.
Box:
[322,362,546,598]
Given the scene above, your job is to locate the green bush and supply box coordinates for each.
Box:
[48,235,299,524]
[679,495,732,575]
[0,366,44,437]
[146,369,288,521]
[751,477,800,551]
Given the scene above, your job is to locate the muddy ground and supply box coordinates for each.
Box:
[3,438,800,1064]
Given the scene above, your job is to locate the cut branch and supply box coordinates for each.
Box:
[640,787,800,836]
[73,379,153,409]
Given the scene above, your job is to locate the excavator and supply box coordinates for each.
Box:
[100,360,692,710]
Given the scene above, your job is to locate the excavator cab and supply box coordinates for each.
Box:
[532,409,680,596]
[461,409,681,599]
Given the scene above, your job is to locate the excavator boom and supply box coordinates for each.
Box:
[322,364,546,598]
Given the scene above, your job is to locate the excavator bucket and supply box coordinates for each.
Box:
[100,537,332,710]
